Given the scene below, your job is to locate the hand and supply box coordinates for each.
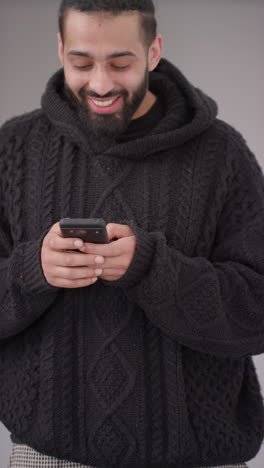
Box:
[41,222,107,288]
[81,223,136,281]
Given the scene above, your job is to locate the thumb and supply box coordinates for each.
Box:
[48,221,64,237]
[106,223,135,240]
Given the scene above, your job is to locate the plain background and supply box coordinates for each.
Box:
[0,0,263,466]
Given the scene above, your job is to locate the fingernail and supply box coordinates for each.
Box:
[92,277,98,282]
[95,269,103,275]
[74,240,83,247]
[95,256,104,264]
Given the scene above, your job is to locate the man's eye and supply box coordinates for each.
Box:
[111,65,129,70]
[74,64,128,71]
[74,65,92,70]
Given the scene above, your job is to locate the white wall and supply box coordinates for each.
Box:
[0,1,263,467]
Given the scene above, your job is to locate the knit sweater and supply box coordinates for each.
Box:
[0,58,264,467]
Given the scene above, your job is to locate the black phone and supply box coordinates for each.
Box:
[59,218,110,244]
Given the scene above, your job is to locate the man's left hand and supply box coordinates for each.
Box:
[80,223,136,281]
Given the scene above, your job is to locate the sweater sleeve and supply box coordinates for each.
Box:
[107,136,264,358]
[0,223,60,341]
[0,144,60,340]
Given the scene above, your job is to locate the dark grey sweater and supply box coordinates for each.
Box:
[0,58,264,467]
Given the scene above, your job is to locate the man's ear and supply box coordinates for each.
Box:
[57,32,64,66]
[148,34,163,72]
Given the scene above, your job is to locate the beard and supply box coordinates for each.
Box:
[64,67,149,139]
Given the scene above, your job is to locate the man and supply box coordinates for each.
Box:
[1,1,264,467]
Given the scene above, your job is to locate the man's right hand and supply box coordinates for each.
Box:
[41,222,104,288]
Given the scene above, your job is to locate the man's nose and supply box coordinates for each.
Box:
[88,67,115,97]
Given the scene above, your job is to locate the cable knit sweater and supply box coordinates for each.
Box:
[0,58,264,468]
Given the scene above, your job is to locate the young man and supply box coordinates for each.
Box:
[1,1,264,467]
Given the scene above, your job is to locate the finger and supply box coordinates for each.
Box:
[100,273,123,281]
[99,268,124,277]
[52,266,100,281]
[93,254,132,271]
[45,233,85,252]
[52,277,98,289]
[45,251,105,268]
[100,276,116,281]
[83,239,122,257]
[84,235,136,257]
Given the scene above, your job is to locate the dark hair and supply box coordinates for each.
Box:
[58,0,157,48]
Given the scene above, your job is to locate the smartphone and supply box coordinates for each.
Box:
[59,218,110,244]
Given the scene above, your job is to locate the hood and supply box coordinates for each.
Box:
[41,58,218,161]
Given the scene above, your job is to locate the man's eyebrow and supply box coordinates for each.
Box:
[67,50,136,59]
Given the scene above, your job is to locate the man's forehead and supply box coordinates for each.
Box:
[62,10,144,55]
[64,8,141,30]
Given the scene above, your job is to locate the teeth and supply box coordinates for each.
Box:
[92,98,118,107]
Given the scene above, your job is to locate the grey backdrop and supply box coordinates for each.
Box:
[0,1,263,466]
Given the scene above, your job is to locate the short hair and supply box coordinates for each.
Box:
[58,0,157,49]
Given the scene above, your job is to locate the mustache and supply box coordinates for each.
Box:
[79,88,128,100]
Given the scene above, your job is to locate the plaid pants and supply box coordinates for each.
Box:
[8,444,249,468]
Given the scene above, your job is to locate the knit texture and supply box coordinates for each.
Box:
[1,58,264,467]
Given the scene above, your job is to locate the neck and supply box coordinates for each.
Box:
[132,90,157,120]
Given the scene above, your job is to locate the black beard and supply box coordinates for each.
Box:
[64,68,149,140]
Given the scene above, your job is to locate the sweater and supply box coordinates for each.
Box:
[0,57,264,467]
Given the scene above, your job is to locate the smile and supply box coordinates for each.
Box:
[91,97,119,107]
[87,96,123,114]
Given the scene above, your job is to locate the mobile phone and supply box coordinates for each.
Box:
[59,218,110,244]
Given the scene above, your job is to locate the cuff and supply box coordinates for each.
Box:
[10,235,59,296]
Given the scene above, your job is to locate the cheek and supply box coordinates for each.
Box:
[64,66,87,94]
[120,71,144,93]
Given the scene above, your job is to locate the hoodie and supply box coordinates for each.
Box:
[0,58,264,467]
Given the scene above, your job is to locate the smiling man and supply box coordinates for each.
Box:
[58,7,161,139]
[1,1,264,468]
